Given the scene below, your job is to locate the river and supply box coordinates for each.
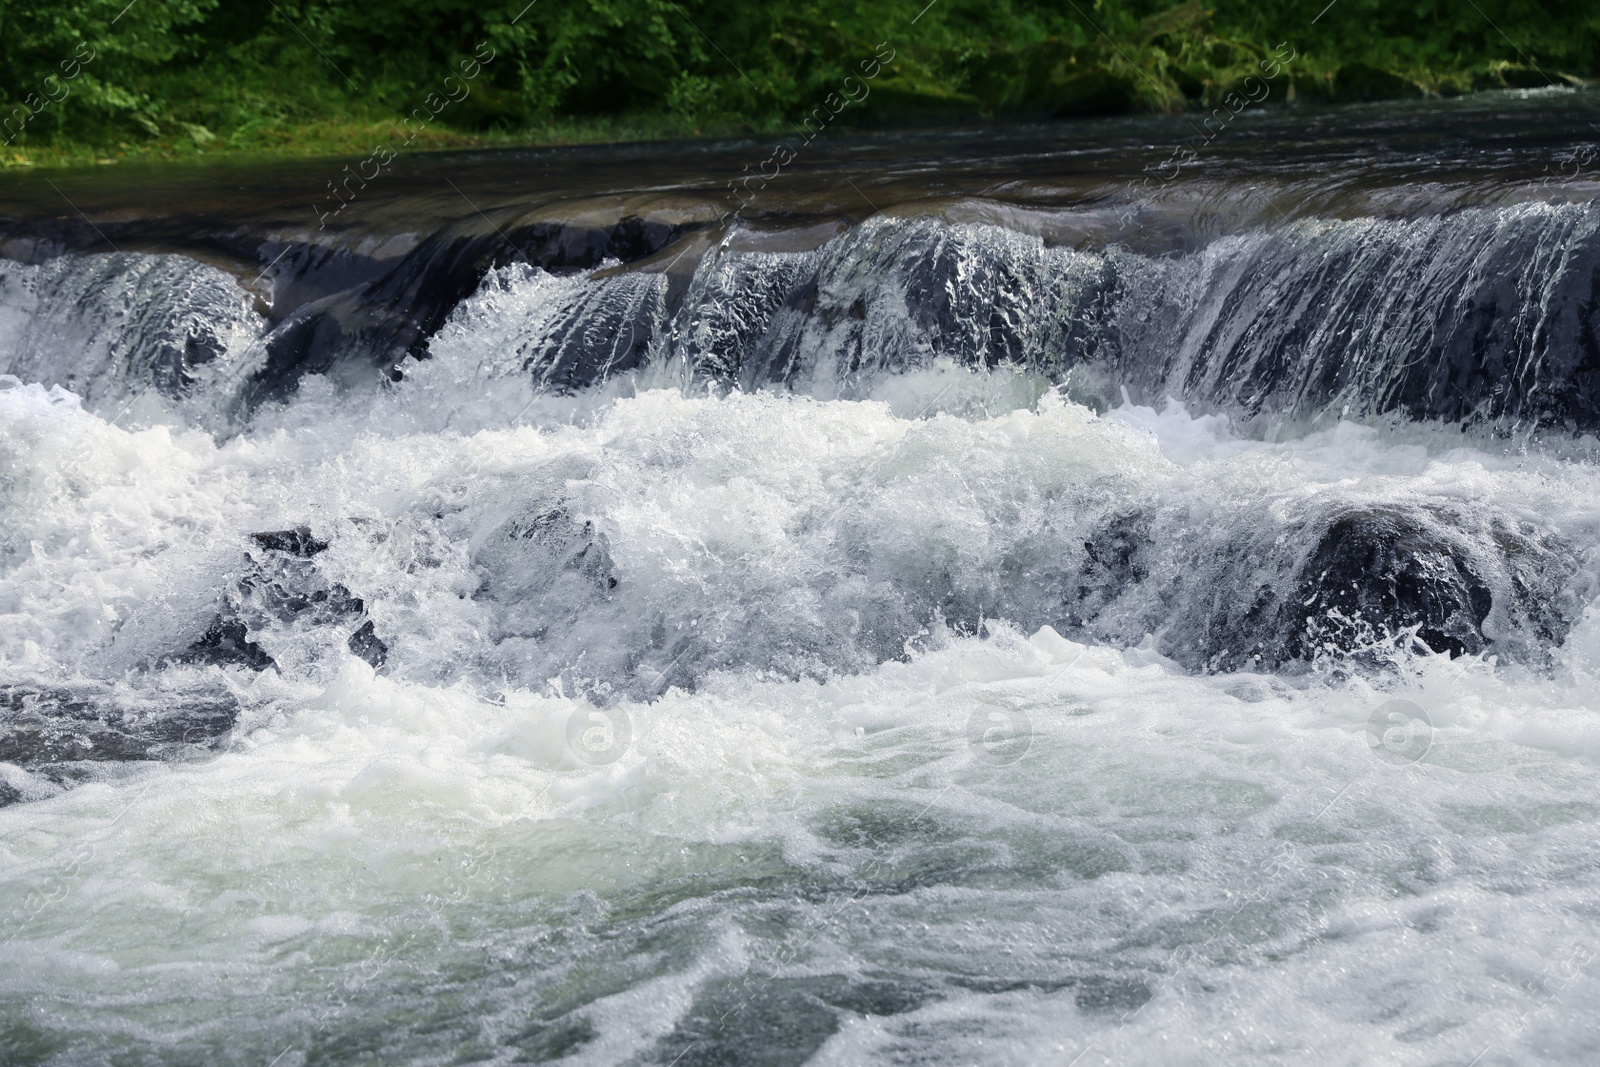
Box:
[2,90,1600,1065]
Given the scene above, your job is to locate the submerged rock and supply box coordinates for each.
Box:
[0,252,265,430]
[0,681,238,804]
[249,527,330,557]
[181,618,275,672]
[176,525,388,673]
[1161,503,1582,672]
[473,501,619,660]
[1290,508,1493,661]
[0,522,394,806]
[1052,510,1155,639]
[244,204,711,406]
[1120,204,1600,433]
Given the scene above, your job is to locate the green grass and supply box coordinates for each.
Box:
[0,115,734,170]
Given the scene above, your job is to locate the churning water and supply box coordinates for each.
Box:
[4,95,1600,1065]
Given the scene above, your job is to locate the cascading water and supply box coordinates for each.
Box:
[0,252,265,430]
[4,96,1600,1066]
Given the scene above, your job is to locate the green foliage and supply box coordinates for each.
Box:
[0,0,1595,160]
[0,0,220,141]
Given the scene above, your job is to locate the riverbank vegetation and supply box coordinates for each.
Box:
[1,0,1594,167]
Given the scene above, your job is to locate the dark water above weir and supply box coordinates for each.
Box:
[3,91,1600,1066]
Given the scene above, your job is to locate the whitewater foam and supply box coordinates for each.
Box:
[3,204,1600,1063]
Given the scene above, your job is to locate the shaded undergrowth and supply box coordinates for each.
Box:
[0,0,1594,168]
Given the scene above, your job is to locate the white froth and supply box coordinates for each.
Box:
[3,259,1600,1063]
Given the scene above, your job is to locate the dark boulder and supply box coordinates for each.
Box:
[1051,511,1156,641]
[240,209,708,409]
[1161,503,1581,672]
[181,618,276,672]
[0,682,238,803]
[346,620,389,669]
[1289,508,1493,661]
[176,525,387,673]
[250,526,330,557]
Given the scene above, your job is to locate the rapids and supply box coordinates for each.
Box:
[3,91,1600,1065]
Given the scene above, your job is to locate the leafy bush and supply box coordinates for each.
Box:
[0,0,1594,155]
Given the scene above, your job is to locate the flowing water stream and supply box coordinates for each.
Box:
[3,92,1600,1065]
